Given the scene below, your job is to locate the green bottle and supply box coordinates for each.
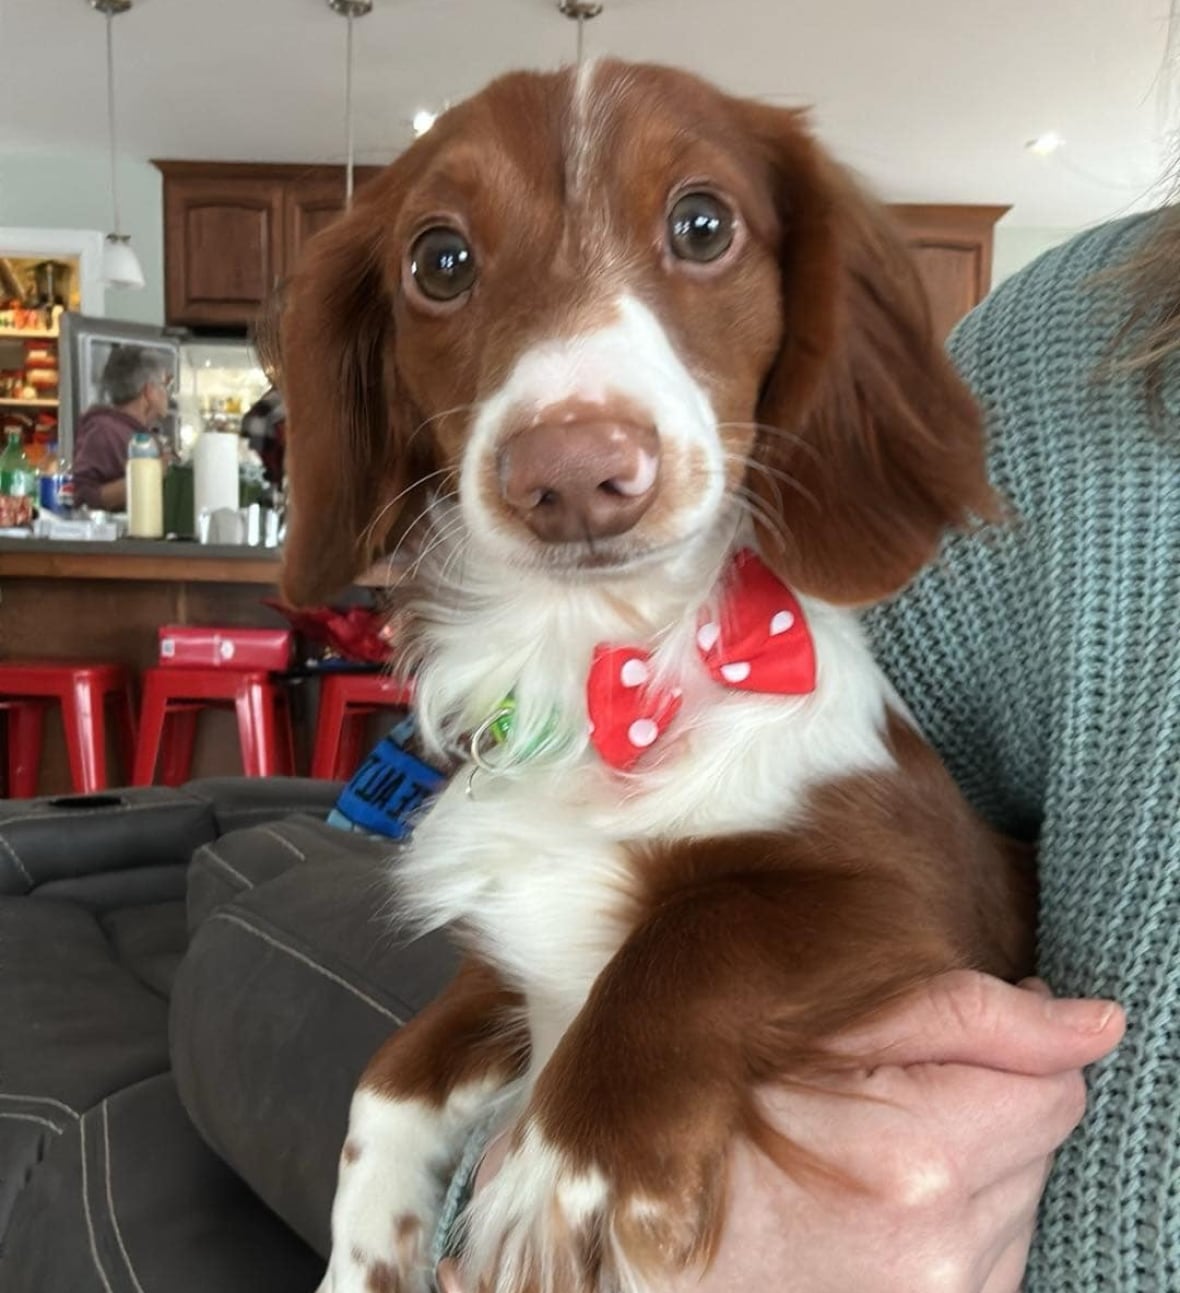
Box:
[0,429,37,527]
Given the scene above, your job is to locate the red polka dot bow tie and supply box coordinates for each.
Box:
[586,548,817,770]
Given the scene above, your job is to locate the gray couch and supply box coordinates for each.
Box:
[0,778,457,1292]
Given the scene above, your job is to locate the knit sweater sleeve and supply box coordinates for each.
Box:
[866,212,1180,1290]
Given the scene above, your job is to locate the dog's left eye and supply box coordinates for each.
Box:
[667,192,735,263]
[409,227,477,301]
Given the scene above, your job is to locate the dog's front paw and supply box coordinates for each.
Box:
[318,1092,443,1293]
[461,1119,724,1293]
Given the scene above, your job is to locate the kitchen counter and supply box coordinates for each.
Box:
[0,538,392,588]
[0,537,387,794]
[0,537,282,585]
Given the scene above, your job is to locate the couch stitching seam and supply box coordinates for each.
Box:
[196,843,255,890]
[79,1116,116,1293]
[0,832,32,887]
[210,911,404,1025]
[102,1101,146,1293]
[256,823,308,863]
[0,1110,64,1135]
[0,1092,80,1119]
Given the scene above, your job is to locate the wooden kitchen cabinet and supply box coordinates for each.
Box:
[158,166,285,329]
[889,204,1009,340]
[284,175,369,272]
[155,161,381,331]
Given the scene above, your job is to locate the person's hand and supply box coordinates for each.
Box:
[437,972,1124,1293]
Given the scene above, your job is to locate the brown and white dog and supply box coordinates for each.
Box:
[277,59,1035,1293]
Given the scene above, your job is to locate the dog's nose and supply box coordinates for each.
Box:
[498,411,660,543]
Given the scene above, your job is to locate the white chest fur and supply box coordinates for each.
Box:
[394,586,897,1067]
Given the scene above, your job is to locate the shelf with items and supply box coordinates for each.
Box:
[0,328,60,341]
[0,327,61,429]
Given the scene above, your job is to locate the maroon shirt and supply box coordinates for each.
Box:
[73,406,160,509]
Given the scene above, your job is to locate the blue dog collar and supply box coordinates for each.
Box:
[329,716,447,840]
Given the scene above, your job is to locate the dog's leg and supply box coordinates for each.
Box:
[319,956,527,1293]
[462,857,959,1293]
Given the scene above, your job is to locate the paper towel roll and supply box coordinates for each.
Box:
[193,432,240,529]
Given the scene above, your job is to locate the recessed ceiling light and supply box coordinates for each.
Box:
[412,109,438,137]
[1026,132,1065,157]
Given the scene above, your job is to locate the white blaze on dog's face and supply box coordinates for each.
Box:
[279,59,991,609]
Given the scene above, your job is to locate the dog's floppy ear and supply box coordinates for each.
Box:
[742,105,996,606]
[275,180,423,607]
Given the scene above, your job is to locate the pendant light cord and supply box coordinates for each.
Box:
[345,12,356,207]
[106,9,122,235]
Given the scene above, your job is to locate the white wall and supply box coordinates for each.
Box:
[0,151,164,326]
[991,225,1079,288]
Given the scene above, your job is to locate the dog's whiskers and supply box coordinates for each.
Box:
[732,488,796,559]
[719,450,818,517]
[731,456,817,509]
[707,458,798,559]
[385,488,460,573]
[405,511,469,585]
[404,403,481,453]
[363,467,457,552]
[717,420,821,461]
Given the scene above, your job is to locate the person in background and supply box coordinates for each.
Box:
[73,344,172,511]
[241,385,286,493]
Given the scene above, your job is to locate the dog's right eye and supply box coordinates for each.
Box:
[409,227,477,301]
[667,192,735,264]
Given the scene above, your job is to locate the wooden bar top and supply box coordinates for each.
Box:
[0,538,394,589]
[0,537,282,585]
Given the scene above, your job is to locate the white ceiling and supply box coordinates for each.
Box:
[1,0,1175,227]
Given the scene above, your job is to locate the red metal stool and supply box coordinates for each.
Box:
[0,662,136,795]
[311,671,414,781]
[0,699,48,798]
[133,667,297,786]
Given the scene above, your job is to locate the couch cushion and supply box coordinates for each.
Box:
[182,777,342,836]
[0,896,175,1239]
[186,812,392,934]
[171,821,457,1257]
[0,1073,323,1293]
[99,902,189,999]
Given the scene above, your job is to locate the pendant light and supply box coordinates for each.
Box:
[558,0,603,65]
[91,0,145,291]
[329,0,373,208]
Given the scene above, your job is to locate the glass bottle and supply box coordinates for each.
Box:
[0,429,38,527]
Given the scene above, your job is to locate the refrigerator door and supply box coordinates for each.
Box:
[59,314,184,460]
[175,338,270,460]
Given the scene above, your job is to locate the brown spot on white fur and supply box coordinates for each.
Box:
[364,1260,397,1293]
[392,1212,423,1269]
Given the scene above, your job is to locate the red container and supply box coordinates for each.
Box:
[158,626,293,671]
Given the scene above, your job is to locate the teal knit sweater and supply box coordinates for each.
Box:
[869,213,1180,1289]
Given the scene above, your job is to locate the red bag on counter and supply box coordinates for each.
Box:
[157,626,293,671]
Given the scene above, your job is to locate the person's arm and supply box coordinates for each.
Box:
[73,419,130,511]
[438,972,1124,1293]
[95,475,127,510]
